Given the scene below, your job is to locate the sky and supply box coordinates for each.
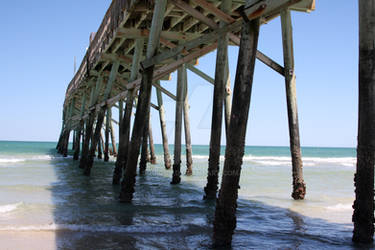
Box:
[0,1,358,147]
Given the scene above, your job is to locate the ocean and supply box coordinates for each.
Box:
[0,141,372,249]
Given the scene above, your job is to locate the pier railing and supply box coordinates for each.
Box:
[65,0,134,100]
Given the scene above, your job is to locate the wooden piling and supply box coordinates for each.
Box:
[352,0,375,243]
[213,18,260,247]
[85,109,106,174]
[183,67,193,176]
[222,0,232,137]
[280,10,306,200]
[62,99,75,157]
[79,78,103,169]
[61,130,71,157]
[224,60,232,136]
[72,131,77,152]
[120,0,167,202]
[204,1,229,199]
[74,95,87,160]
[139,107,150,175]
[56,110,66,151]
[171,62,186,185]
[148,117,157,164]
[113,38,144,185]
[73,128,81,160]
[119,100,123,134]
[100,132,105,157]
[104,108,110,162]
[97,136,103,159]
[109,112,117,156]
[156,86,172,169]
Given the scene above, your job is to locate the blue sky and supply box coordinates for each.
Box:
[0,1,358,147]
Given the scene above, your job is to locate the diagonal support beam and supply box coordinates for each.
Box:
[191,0,236,23]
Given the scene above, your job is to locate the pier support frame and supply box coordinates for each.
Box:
[353,0,375,243]
[280,10,306,200]
[213,18,260,247]
[113,38,144,185]
[204,0,230,199]
[156,86,172,169]
[120,0,167,202]
[84,61,120,176]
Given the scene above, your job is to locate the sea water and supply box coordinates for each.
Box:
[0,141,372,249]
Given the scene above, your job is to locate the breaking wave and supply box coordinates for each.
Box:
[192,155,356,167]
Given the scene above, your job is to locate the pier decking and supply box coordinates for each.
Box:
[57,0,375,246]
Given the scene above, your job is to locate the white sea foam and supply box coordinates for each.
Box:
[0,202,23,214]
[0,155,66,165]
[193,154,356,167]
[0,159,26,163]
[326,203,352,211]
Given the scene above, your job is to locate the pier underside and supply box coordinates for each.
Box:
[57,0,375,246]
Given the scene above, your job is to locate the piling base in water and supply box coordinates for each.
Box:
[292,182,306,200]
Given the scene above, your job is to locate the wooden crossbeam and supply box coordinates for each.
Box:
[191,0,236,23]
[102,53,132,65]
[244,0,315,19]
[153,82,177,101]
[141,20,242,69]
[172,0,218,28]
[171,0,284,76]
[117,28,201,41]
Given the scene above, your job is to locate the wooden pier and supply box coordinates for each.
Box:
[56,0,375,246]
